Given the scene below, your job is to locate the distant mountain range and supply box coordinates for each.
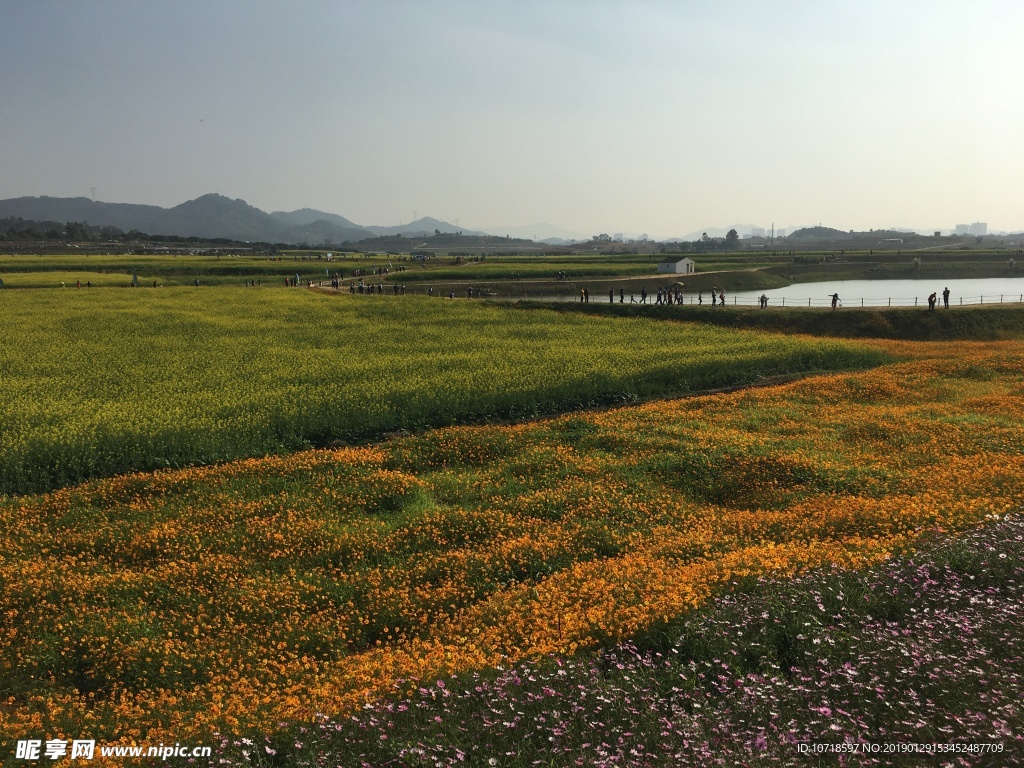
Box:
[0,194,486,245]
[363,217,488,238]
[268,207,366,232]
[5,195,1000,245]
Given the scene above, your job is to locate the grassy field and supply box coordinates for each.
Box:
[3,249,1019,297]
[0,288,882,495]
[377,255,660,283]
[0,253,390,287]
[537,302,1024,341]
[0,252,663,284]
[1,337,1021,752]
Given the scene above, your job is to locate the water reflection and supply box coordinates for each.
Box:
[729,278,1024,307]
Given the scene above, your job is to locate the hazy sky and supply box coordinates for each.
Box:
[2,1,1022,237]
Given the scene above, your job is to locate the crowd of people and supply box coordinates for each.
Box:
[593,286,727,306]
[271,277,963,313]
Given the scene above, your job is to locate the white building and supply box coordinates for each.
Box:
[969,222,988,236]
[657,257,695,274]
[955,224,970,235]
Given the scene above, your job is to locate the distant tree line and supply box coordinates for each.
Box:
[0,217,281,251]
[656,229,741,254]
[0,217,120,241]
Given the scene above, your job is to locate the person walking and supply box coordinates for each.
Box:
[584,287,589,303]
[609,288,614,304]
[640,287,648,304]
[619,288,624,303]
[831,293,840,311]
[943,287,950,309]
[698,291,703,306]
[719,289,726,307]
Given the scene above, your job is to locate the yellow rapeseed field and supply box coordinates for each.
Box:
[0,288,881,494]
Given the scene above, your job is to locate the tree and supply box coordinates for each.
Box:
[725,229,739,248]
[65,221,89,241]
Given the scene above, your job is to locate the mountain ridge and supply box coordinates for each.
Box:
[365,217,488,237]
[0,194,377,244]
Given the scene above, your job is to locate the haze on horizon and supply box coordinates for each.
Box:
[1,0,1022,240]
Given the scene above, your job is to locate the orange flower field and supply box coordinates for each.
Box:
[2,338,1023,747]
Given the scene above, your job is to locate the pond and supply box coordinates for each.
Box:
[726,277,1024,308]
[494,276,1024,308]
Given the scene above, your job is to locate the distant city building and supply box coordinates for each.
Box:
[613,233,624,242]
[750,227,765,237]
[969,222,988,236]
[657,257,695,274]
[955,224,970,235]
[934,231,941,237]
[776,228,786,238]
